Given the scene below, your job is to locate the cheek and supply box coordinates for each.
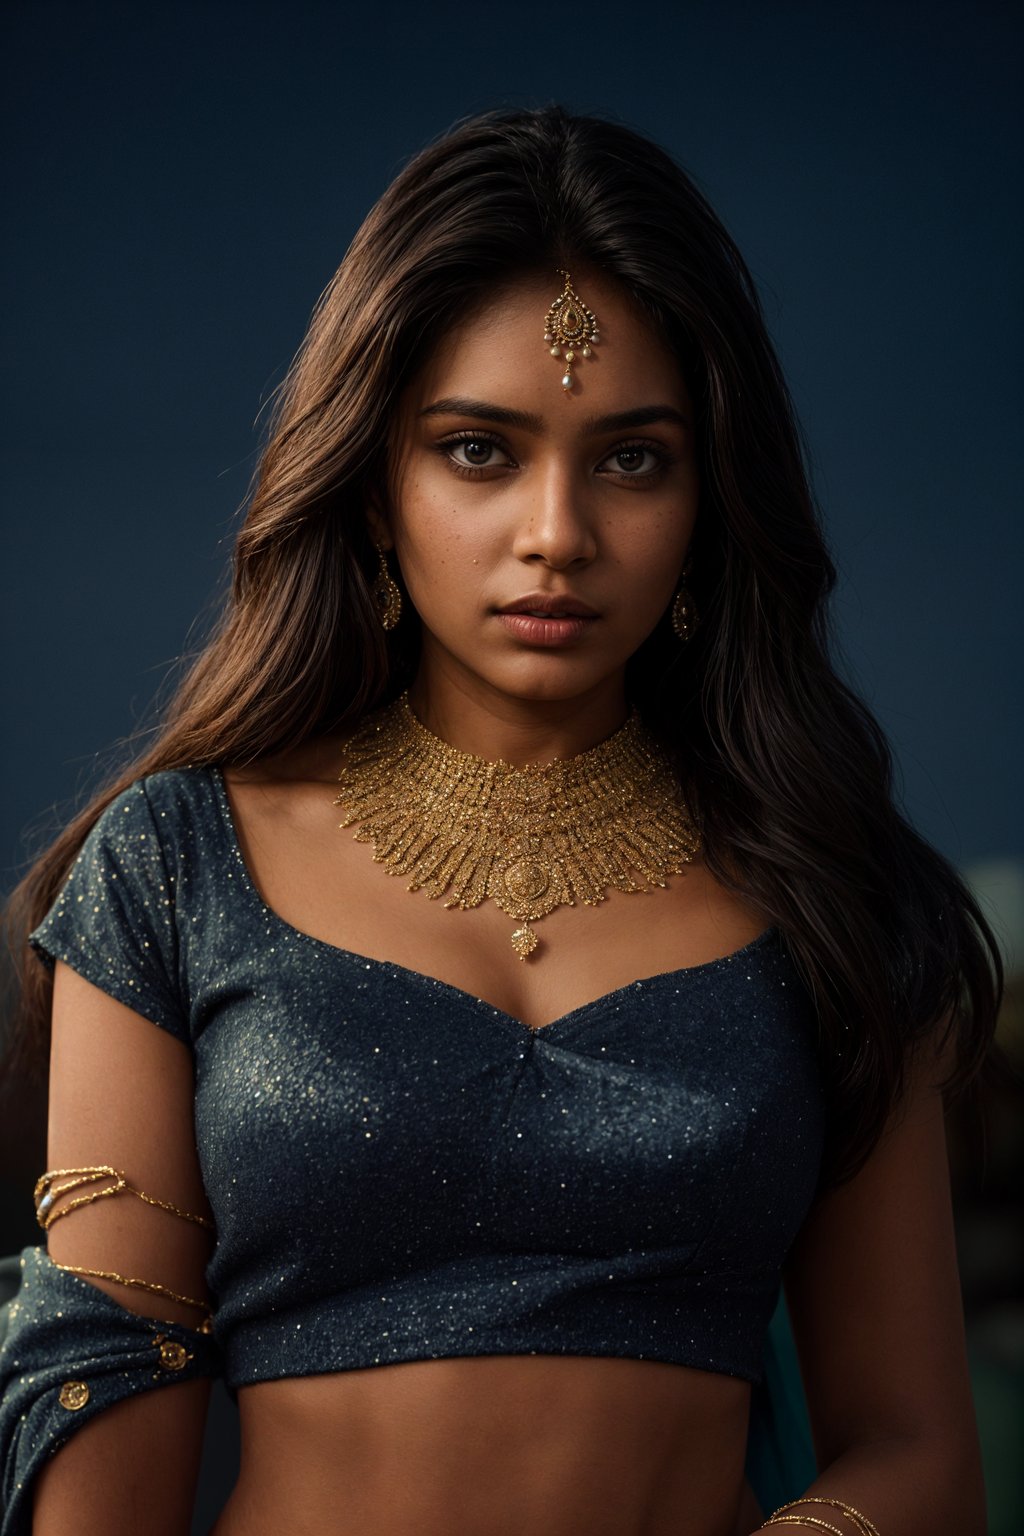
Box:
[393,479,453,567]
[610,511,691,584]
[401,520,487,585]
[395,467,504,565]
[392,490,492,619]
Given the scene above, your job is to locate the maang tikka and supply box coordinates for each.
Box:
[545,270,600,391]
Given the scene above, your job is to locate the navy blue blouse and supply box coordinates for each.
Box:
[29,768,825,1395]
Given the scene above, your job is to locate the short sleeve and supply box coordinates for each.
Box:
[29,780,190,1046]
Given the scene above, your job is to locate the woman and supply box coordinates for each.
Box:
[0,106,1001,1536]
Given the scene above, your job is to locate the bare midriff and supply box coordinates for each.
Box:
[208,1354,754,1536]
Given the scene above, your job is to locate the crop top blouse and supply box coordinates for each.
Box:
[26,767,826,1398]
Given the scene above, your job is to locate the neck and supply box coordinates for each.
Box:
[404,670,631,768]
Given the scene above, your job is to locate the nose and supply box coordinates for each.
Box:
[510,460,598,569]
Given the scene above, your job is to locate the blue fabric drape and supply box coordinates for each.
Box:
[0,1246,221,1536]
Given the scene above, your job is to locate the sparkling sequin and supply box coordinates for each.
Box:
[27,768,825,1400]
[0,1249,220,1535]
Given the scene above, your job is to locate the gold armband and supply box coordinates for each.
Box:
[33,1165,215,1332]
[34,1165,214,1232]
[45,1261,214,1331]
[760,1498,881,1536]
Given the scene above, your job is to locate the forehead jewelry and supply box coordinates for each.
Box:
[544,269,600,392]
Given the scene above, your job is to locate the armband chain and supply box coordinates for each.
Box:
[33,1164,215,1332]
[759,1498,881,1536]
[34,1165,214,1231]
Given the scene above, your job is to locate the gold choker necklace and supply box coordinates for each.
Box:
[333,692,701,960]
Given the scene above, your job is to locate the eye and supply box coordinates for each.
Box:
[599,442,667,477]
[439,433,513,472]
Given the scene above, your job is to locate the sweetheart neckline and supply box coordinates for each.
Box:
[209,766,779,1039]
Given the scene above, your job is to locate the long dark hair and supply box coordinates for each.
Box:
[2,105,1003,1185]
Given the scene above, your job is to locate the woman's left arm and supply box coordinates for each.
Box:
[767,1035,986,1536]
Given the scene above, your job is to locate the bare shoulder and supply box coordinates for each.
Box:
[687,859,773,951]
[224,730,352,791]
[222,732,355,841]
[681,836,775,947]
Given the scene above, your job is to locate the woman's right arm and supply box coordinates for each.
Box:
[30,961,217,1536]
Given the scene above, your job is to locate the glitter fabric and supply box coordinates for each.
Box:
[26,768,825,1404]
[0,1247,220,1536]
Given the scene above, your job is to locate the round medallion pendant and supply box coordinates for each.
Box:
[498,856,559,917]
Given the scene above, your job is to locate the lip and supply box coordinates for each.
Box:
[497,613,594,646]
[497,593,600,618]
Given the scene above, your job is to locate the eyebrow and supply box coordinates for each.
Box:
[418,397,689,435]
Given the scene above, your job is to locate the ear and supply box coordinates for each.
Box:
[365,490,393,550]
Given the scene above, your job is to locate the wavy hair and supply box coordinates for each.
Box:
[2,105,1003,1184]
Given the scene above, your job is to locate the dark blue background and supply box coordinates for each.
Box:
[3,0,1022,900]
[2,6,1023,1525]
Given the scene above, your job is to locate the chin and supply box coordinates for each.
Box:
[485,662,621,706]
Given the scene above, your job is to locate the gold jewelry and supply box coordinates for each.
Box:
[35,1166,215,1331]
[671,555,698,642]
[150,1334,196,1374]
[333,691,700,960]
[45,1261,214,1331]
[371,540,402,630]
[761,1499,881,1536]
[760,1520,845,1536]
[57,1326,198,1411]
[544,269,600,392]
[34,1166,214,1232]
[58,1381,90,1410]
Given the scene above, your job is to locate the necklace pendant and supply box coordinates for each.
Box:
[511,923,539,961]
[334,690,701,963]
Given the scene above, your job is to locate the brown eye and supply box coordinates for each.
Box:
[435,433,514,475]
[449,438,504,467]
[598,442,668,478]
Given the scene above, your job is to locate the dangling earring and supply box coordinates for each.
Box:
[371,540,402,631]
[670,556,698,643]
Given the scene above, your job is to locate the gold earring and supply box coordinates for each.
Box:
[371,540,402,630]
[671,557,698,642]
